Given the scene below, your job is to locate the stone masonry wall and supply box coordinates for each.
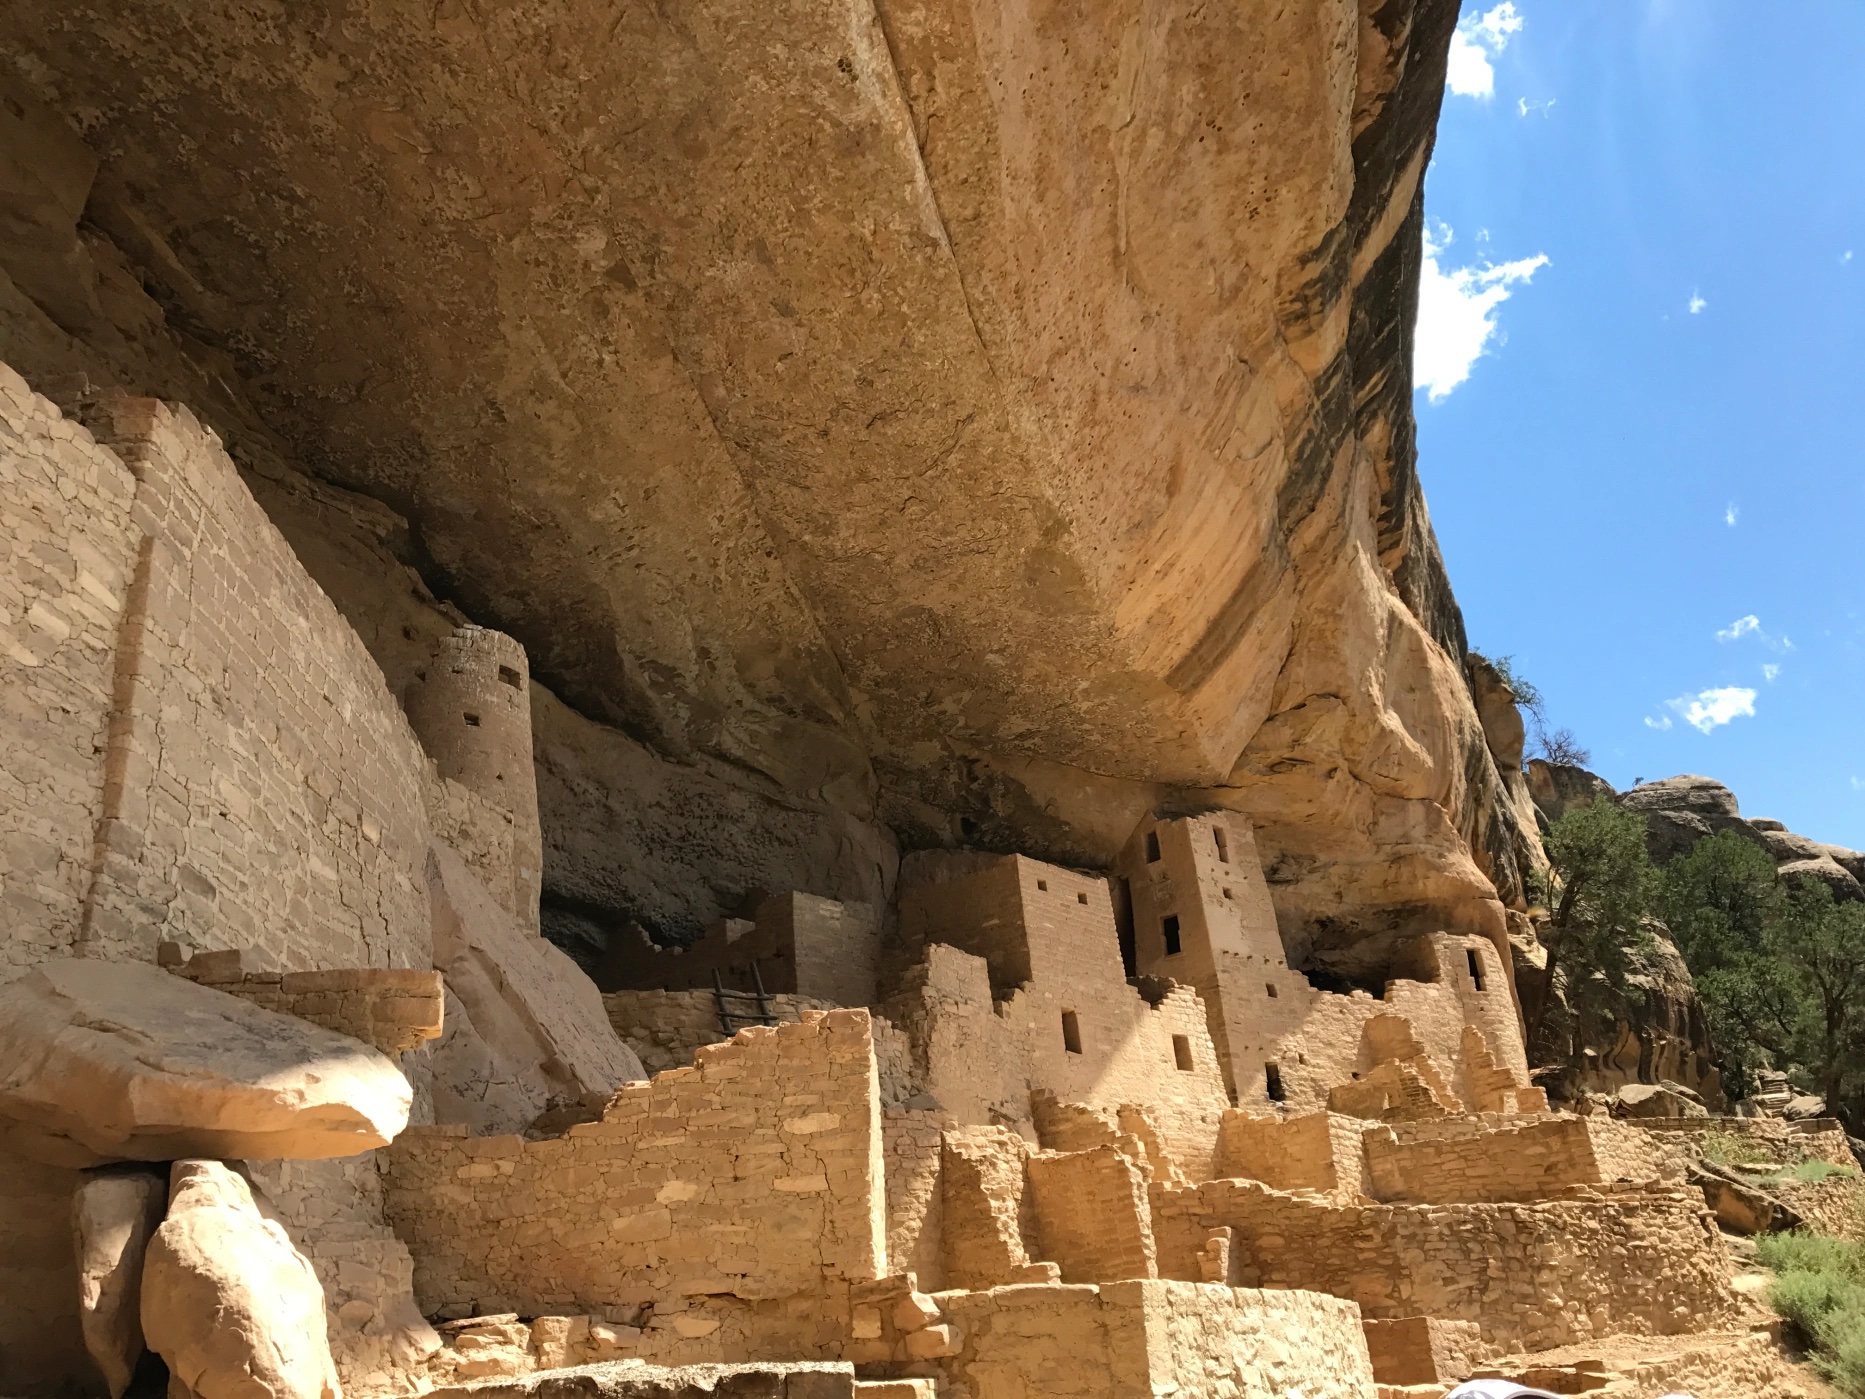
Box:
[166,946,445,1055]
[384,1009,885,1333]
[0,366,139,978]
[1150,1177,1739,1353]
[1213,1110,1367,1201]
[1026,1145,1157,1283]
[881,1108,949,1293]
[934,1279,1375,1399]
[79,393,431,971]
[605,989,840,1075]
[1364,1114,1663,1205]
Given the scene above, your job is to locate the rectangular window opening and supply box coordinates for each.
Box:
[1145,831,1161,863]
[463,712,482,727]
[1172,1034,1194,1072]
[1222,887,1233,901]
[1264,1062,1285,1102]
[1061,1011,1082,1055]
[497,664,522,689]
[1466,948,1485,992]
[1265,982,1278,999]
[1077,891,1089,905]
[1214,827,1230,864]
[1162,914,1182,957]
[1037,879,1048,891]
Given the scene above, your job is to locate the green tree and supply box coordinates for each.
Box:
[1657,831,1788,1097]
[1659,831,1865,1120]
[1531,801,1657,1071]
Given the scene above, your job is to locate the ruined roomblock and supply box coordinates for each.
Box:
[936,1279,1376,1399]
[1149,1176,1740,1355]
[384,1009,885,1336]
[597,892,878,1008]
[887,855,1230,1181]
[1362,1114,1664,1205]
[1213,1110,1367,1202]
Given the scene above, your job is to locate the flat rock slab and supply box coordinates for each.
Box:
[429,1360,855,1399]
[0,959,412,1167]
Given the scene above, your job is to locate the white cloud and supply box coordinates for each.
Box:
[1715,614,1793,652]
[1688,290,1707,314]
[1666,686,1758,734]
[1447,3,1524,100]
[1517,97,1557,117]
[1845,250,1855,265]
[1644,715,1674,732]
[1716,615,1760,642]
[1724,503,1738,527]
[1415,223,1550,402]
[1853,775,1864,792]
[1762,663,1781,682]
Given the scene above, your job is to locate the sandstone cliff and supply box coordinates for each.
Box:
[0,0,1543,978]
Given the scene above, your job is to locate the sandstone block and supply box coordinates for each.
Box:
[902,1324,959,1360]
[0,960,412,1166]
[141,1160,341,1399]
[73,1166,167,1398]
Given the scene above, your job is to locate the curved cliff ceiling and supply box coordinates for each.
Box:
[3,0,1545,953]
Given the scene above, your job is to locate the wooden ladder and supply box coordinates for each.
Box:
[713,960,779,1036]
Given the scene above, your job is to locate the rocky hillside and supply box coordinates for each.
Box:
[0,0,1545,977]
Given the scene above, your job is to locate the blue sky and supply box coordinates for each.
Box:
[1416,1,1865,849]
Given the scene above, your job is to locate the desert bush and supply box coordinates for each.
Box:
[1758,1231,1865,1396]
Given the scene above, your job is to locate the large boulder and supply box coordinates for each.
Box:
[1618,776,1765,864]
[73,1167,167,1398]
[1610,1081,1709,1120]
[413,842,644,1136]
[142,1160,340,1399]
[0,960,412,1167]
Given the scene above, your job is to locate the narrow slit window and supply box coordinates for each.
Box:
[463,712,482,727]
[1214,827,1230,864]
[497,664,522,688]
[1264,1062,1285,1102]
[1265,982,1278,999]
[1162,915,1182,957]
[1145,831,1161,863]
[1172,1035,1194,1072]
[1062,1011,1083,1055]
[1466,948,1485,991]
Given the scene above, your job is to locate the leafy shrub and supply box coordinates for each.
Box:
[1700,1130,1771,1167]
[1759,1231,1865,1396]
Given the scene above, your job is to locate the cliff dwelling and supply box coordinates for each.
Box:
[0,4,1857,1399]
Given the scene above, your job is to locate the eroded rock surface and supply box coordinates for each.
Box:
[0,961,411,1167]
[142,1160,341,1399]
[414,843,645,1136]
[0,0,1547,967]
